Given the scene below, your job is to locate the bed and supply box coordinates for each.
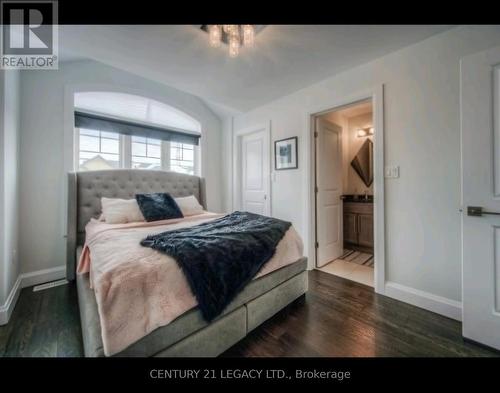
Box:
[66,169,308,357]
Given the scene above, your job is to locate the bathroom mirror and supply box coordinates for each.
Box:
[351,139,373,187]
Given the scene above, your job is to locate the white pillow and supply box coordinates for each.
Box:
[175,195,204,216]
[101,197,145,224]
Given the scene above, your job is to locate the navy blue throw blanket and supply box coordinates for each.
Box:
[140,211,292,321]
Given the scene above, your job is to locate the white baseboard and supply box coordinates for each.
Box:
[0,276,22,325]
[384,281,462,321]
[0,265,66,326]
[19,265,66,289]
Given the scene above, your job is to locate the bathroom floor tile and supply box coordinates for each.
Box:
[349,264,374,287]
[317,258,374,287]
[318,259,357,277]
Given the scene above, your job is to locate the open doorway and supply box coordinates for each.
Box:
[313,99,375,287]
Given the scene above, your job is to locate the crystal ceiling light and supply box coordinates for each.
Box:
[202,25,256,58]
[208,25,222,47]
[242,25,255,47]
[228,34,240,58]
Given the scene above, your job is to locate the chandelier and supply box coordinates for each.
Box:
[203,25,255,58]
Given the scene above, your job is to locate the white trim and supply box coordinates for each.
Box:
[0,265,66,325]
[73,127,80,170]
[20,265,66,289]
[385,281,462,321]
[0,276,22,325]
[121,134,131,169]
[193,144,201,176]
[161,140,171,171]
[232,122,272,216]
[304,85,386,295]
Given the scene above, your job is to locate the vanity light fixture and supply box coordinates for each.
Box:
[357,127,374,138]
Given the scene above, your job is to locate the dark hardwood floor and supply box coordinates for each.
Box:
[0,281,82,357]
[223,271,498,357]
[0,270,497,357]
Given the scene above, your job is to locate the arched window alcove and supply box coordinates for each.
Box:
[73,91,202,175]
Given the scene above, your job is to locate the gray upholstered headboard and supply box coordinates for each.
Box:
[66,169,207,280]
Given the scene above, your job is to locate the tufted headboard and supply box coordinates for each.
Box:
[66,169,207,280]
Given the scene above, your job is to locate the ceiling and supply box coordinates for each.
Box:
[59,25,454,117]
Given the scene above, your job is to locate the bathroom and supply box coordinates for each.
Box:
[314,99,374,287]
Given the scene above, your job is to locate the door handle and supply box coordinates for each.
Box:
[467,206,500,217]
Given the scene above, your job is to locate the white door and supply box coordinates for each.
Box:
[316,118,343,267]
[461,45,500,350]
[240,129,270,215]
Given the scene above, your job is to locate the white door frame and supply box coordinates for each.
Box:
[303,85,386,294]
[232,122,272,214]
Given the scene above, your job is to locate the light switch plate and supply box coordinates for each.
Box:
[384,166,392,178]
[385,165,400,178]
[393,166,400,178]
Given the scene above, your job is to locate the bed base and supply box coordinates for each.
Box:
[77,258,308,357]
[155,272,307,357]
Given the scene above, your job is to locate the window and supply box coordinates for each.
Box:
[76,132,198,174]
[170,142,195,175]
[74,92,201,175]
[78,129,120,171]
[131,136,162,170]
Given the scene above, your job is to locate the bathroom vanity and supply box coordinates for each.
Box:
[342,195,374,253]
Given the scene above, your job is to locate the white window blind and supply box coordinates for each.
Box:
[74,92,201,133]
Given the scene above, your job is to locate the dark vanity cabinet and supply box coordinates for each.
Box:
[343,202,374,252]
[343,212,358,244]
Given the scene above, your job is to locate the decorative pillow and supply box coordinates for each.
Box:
[135,193,184,222]
[101,197,145,224]
[174,195,204,216]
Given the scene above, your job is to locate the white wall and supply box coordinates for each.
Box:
[223,26,500,304]
[19,60,223,275]
[0,70,21,306]
[220,116,234,212]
